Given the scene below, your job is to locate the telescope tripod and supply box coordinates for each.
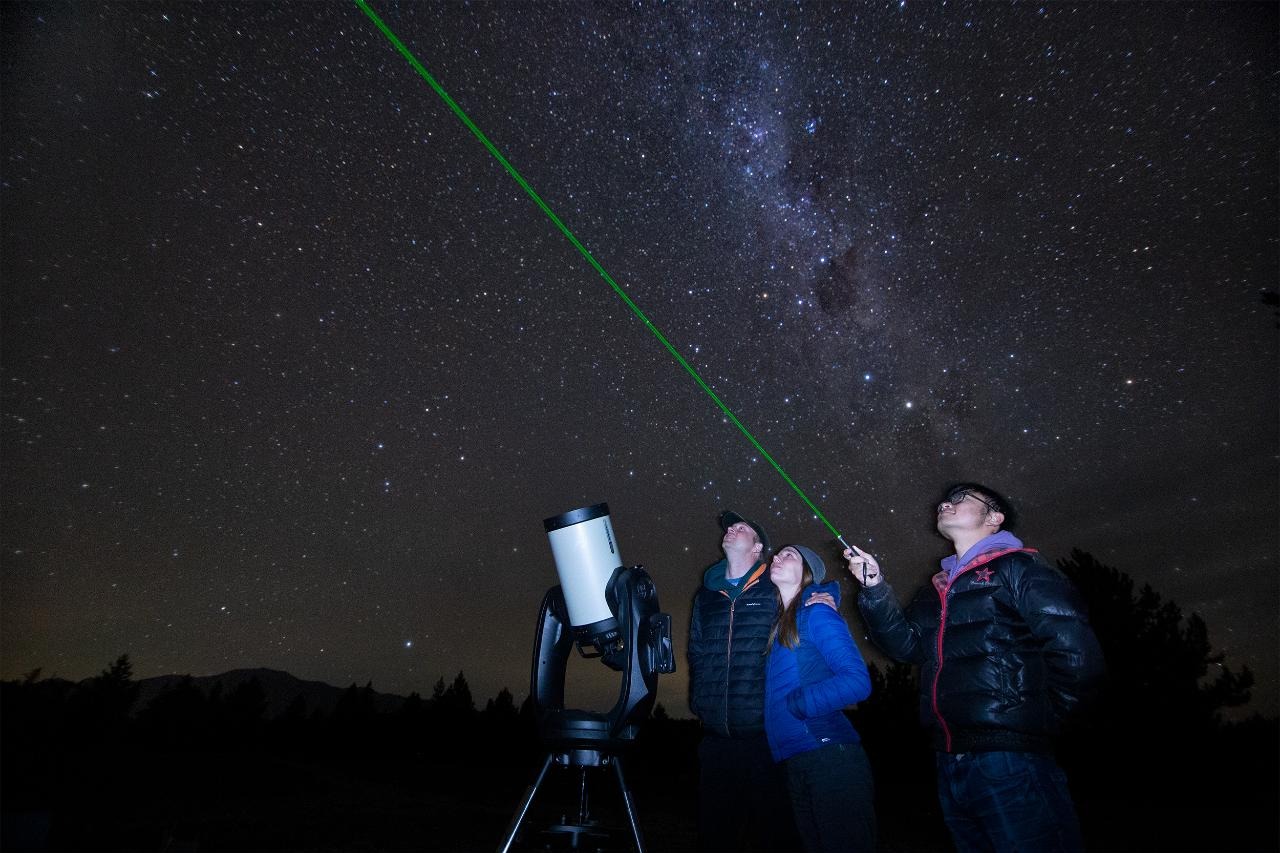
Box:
[504,564,673,851]
[499,745,645,853]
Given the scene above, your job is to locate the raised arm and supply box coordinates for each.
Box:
[846,546,928,664]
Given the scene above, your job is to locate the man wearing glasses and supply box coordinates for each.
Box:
[844,483,1104,853]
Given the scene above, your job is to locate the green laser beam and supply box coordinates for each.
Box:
[354,0,844,542]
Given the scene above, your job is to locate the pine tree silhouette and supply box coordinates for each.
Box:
[1057,548,1252,732]
[1056,549,1270,852]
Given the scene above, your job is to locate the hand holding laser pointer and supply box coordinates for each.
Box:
[840,539,883,588]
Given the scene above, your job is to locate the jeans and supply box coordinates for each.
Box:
[936,750,1084,853]
[784,741,876,853]
[698,733,800,852]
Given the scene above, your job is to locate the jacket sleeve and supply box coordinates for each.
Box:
[1010,555,1106,721]
[856,581,927,664]
[786,606,872,719]
[687,592,705,720]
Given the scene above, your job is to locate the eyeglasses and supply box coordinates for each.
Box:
[936,491,999,514]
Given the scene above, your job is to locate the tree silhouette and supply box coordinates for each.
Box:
[333,681,377,722]
[67,653,138,747]
[219,676,268,749]
[1,670,74,815]
[330,681,379,755]
[93,654,139,717]
[478,687,531,766]
[402,690,425,716]
[4,570,1270,853]
[427,672,478,762]
[280,693,309,724]
[1057,548,1252,733]
[1055,549,1271,852]
[271,693,312,757]
[850,660,918,737]
[846,661,944,846]
[484,687,517,720]
[137,676,211,751]
[440,670,475,716]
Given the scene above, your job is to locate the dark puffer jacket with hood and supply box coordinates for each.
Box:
[857,537,1104,754]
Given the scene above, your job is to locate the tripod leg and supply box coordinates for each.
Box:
[613,756,647,853]
[498,753,554,853]
[577,766,590,824]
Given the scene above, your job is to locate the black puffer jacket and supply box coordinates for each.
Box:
[857,548,1104,753]
[688,559,778,737]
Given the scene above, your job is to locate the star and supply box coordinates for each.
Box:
[0,0,1271,723]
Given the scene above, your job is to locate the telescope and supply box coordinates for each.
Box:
[499,503,675,852]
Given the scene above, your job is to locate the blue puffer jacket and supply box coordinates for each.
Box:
[765,582,873,762]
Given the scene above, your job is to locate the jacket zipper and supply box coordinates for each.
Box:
[931,590,953,751]
[930,547,1036,752]
[724,598,735,734]
[719,563,765,736]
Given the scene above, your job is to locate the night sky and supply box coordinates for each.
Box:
[3,2,1276,719]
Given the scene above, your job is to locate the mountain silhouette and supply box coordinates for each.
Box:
[132,668,408,718]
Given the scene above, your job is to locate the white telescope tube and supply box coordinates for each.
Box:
[544,503,622,630]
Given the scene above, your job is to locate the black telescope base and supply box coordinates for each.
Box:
[499,715,646,853]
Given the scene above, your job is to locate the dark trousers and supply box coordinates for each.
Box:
[936,750,1084,853]
[698,733,801,852]
[784,741,876,853]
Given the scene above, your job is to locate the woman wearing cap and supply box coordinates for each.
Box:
[764,544,875,852]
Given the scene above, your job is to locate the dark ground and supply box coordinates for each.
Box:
[6,549,1279,853]
[4,720,1276,853]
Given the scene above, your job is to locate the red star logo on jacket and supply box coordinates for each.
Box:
[973,566,995,583]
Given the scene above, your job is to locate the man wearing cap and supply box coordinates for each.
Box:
[845,483,1104,853]
[687,510,800,851]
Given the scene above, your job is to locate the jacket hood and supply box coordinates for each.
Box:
[941,530,1025,579]
[703,558,769,592]
[703,558,729,590]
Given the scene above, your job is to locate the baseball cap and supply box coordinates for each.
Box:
[718,510,771,555]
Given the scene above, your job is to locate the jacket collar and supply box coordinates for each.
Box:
[941,530,1025,580]
[704,558,770,599]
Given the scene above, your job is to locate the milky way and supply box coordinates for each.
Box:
[2,2,1276,716]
